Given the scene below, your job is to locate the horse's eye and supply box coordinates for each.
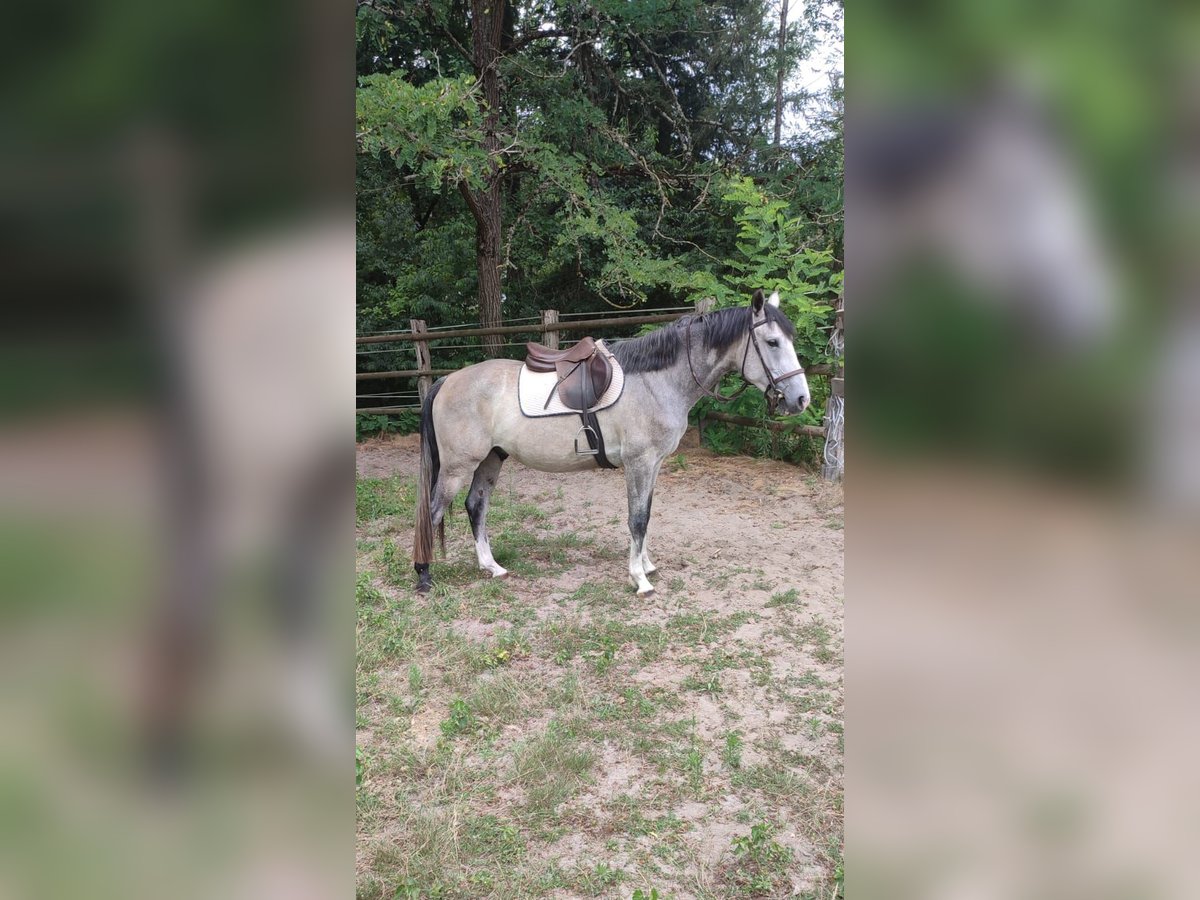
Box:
[766,339,780,348]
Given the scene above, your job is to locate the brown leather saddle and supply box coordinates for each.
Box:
[525,336,613,411]
[524,336,617,468]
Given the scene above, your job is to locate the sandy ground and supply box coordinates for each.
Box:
[356,428,843,897]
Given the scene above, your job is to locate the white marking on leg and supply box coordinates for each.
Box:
[640,540,657,576]
[475,534,508,578]
[629,538,654,595]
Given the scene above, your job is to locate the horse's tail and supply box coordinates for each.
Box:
[413,378,447,570]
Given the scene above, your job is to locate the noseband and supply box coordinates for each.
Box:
[684,314,807,413]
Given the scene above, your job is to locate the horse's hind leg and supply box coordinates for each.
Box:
[466,448,508,578]
[430,470,469,531]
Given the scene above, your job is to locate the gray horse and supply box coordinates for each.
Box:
[413,289,810,596]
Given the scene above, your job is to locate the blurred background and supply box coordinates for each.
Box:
[849,0,1200,897]
[0,0,351,897]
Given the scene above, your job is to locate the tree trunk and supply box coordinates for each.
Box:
[463,0,507,358]
[774,0,788,148]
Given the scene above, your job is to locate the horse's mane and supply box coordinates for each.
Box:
[610,305,795,375]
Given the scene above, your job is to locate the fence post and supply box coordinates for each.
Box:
[411,319,432,405]
[821,295,845,481]
[541,309,559,350]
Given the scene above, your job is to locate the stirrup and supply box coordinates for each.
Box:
[574,424,599,455]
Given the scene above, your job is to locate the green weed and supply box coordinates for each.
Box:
[439,699,476,738]
[722,731,744,770]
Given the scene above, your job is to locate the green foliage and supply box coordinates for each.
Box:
[664,175,841,468]
[356,73,488,192]
[356,412,419,441]
[680,175,840,361]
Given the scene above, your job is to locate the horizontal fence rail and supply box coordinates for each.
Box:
[698,411,827,438]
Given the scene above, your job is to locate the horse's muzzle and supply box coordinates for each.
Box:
[766,388,810,416]
[788,395,811,415]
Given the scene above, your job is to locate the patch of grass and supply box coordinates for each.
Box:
[561,860,627,896]
[549,673,582,707]
[666,610,755,645]
[682,670,722,695]
[356,475,414,524]
[512,723,596,819]
[731,763,810,802]
[407,664,423,697]
[724,822,794,897]
[568,580,622,607]
[468,671,529,722]
[766,587,801,608]
[462,813,526,864]
[796,615,839,664]
[722,730,744,770]
[543,618,665,668]
[590,633,619,675]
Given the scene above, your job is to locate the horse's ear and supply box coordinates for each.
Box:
[751,289,764,313]
[767,291,780,308]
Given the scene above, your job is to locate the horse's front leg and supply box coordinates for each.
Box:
[641,542,657,576]
[624,455,664,596]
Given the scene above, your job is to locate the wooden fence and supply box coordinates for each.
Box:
[356,301,844,478]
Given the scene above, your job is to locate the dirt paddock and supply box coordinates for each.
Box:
[355,429,843,899]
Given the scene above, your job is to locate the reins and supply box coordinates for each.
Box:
[684,313,806,410]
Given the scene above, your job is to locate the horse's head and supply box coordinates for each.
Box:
[744,290,811,415]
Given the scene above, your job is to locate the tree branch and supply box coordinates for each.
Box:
[506,28,569,55]
[419,0,472,62]
[626,30,693,156]
[458,180,485,227]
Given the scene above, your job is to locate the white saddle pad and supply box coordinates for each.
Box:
[518,341,625,418]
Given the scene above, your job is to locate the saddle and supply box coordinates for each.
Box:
[523,336,617,469]
[525,336,614,412]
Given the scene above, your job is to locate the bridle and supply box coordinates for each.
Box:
[684,313,807,414]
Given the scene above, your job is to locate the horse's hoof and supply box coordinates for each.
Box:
[491,570,510,580]
[637,588,656,598]
[416,583,431,595]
